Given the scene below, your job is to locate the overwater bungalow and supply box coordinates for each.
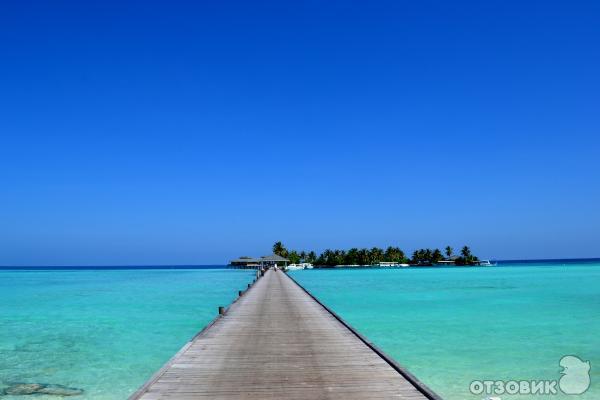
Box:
[378,261,399,267]
[229,256,262,268]
[230,254,290,269]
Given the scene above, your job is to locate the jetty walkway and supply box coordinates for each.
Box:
[130,269,441,400]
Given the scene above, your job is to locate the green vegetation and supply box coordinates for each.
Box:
[455,245,478,266]
[272,242,479,267]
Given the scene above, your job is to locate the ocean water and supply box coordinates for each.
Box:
[291,261,600,400]
[0,268,253,399]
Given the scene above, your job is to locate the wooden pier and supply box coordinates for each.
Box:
[130,269,441,400]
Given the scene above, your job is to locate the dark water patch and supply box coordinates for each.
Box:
[13,337,78,354]
[1,383,83,396]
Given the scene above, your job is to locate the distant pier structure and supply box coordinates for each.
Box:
[229,254,289,269]
[130,268,441,400]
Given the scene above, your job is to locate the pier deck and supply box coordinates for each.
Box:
[131,269,440,400]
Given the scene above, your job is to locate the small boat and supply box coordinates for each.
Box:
[479,260,495,266]
[286,263,314,270]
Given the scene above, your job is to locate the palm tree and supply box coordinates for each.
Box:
[315,252,326,266]
[445,246,453,259]
[357,248,369,265]
[411,250,421,264]
[384,246,405,263]
[411,248,436,265]
[432,248,443,263]
[333,250,346,266]
[345,248,359,265]
[424,249,433,262]
[461,246,472,258]
[321,249,336,266]
[272,241,288,258]
[456,246,478,265]
[288,250,300,264]
[369,247,384,264]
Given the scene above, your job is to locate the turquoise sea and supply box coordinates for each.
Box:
[291,260,599,399]
[0,268,254,399]
[1,262,597,400]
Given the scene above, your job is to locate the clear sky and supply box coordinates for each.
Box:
[1,1,599,265]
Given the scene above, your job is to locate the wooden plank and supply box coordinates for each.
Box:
[130,269,442,400]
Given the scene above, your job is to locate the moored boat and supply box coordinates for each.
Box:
[286,263,314,270]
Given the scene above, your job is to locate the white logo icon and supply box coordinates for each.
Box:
[559,355,591,395]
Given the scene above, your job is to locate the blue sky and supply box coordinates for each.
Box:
[1,1,599,265]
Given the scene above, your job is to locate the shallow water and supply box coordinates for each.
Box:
[1,263,597,399]
[0,268,253,399]
[291,261,599,399]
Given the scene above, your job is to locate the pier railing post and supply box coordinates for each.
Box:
[218,306,225,315]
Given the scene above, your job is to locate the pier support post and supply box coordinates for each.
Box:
[247,283,251,289]
[218,306,225,315]
[238,290,243,297]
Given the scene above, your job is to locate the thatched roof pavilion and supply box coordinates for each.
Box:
[229,254,289,268]
[259,254,290,264]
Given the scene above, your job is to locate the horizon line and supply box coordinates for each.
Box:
[1,257,600,269]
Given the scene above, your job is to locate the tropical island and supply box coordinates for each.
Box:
[231,242,482,268]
